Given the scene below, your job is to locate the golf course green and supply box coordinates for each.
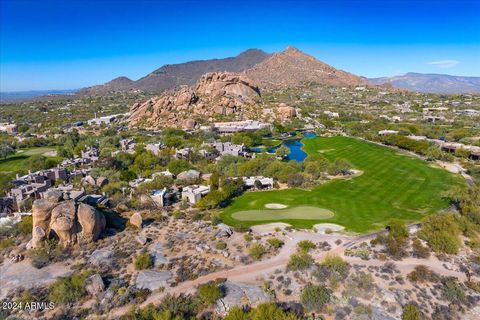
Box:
[220,136,464,233]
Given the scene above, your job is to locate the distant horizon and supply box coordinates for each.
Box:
[1,46,480,93]
[1,0,479,91]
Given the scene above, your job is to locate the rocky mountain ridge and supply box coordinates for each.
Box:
[369,72,480,94]
[79,49,271,95]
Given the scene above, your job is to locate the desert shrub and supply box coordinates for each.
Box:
[29,238,66,268]
[48,271,91,304]
[18,215,33,236]
[411,238,430,258]
[267,237,284,249]
[248,243,266,260]
[347,271,375,294]
[134,252,153,270]
[0,238,14,249]
[215,242,227,250]
[198,282,223,306]
[313,254,349,287]
[418,213,462,254]
[297,240,316,252]
[244,234,253,242]
[407,265,439,283]
[249,302,301,320]
[465,280,480,293]
[224,306,250,320]
[442,278,466,304]
[300,284,331,312]
[402,303,423,320]
[132,294,199,320]
[287,252,314,271]
[321,254,350,279]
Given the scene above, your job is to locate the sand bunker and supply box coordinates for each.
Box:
[313,223,345,234]
[265,203,288,209]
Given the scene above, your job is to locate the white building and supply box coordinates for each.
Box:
[378,130,399,136]
[181,185,210,204]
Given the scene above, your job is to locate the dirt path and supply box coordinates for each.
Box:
[109,230,471,319]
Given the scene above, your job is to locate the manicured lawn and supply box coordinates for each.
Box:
[232,206,334,221]
[221,136,464,233]
[0,147,58,173]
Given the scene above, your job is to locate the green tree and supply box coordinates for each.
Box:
[275,146,290,158]
[196,190,226,209]
[0,144,15,159]
[167,159,192,175]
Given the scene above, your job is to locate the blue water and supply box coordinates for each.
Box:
[253,132,316,162]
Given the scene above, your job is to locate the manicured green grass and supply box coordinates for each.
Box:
[232,206,334,221]
[0,147,57,173]
[221,136,464,233]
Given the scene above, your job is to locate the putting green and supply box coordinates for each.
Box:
[232,206,334,221]
[221,136,465,233]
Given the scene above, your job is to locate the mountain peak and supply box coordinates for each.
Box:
[238,48,268,57]
[284,45,301,54]
[246,46,366,89]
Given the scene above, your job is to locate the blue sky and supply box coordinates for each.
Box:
[1,0,479,92]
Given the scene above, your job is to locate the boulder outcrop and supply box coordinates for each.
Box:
[129,72,261,129]
[31,192,106,247]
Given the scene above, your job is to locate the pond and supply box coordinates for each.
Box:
[253,132,316,162]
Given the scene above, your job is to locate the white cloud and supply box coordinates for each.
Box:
[427,60,459,68]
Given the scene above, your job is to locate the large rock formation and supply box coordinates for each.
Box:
[31,190,106,247]
[129,72,261,129]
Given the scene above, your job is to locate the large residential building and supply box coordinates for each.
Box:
[0,123,18,135]
[213,120,271,134]
[242,176,274,189]
[211,142,246,157]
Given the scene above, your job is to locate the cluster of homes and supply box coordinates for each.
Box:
[119,138,249,161]
[408,135,480,160]
[2,165,107,213]
[61,146,100,166]
[130,167,275,207]
[1,146,103,214]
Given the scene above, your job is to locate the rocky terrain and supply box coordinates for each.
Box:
[245,46,368,89]
[79,49,270,95]
[129,72,267,129]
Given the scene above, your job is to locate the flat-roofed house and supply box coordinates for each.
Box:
[181,185,210,205]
